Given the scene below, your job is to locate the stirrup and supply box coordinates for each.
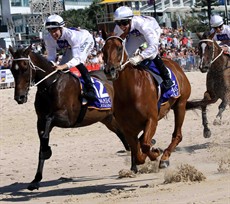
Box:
[82,90,97,100]
[162,79,174,90]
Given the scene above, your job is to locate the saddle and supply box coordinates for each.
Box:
[138,59,180,107]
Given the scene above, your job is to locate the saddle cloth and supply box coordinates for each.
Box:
[79,77,112,110]
[142,60,180,108]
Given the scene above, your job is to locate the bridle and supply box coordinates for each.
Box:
[199,39,224,65]
[13,55,58,87]
[104,36,130,72]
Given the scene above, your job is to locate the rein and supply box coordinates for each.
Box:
[199,39,224,64]
[104,36,130,71]
[13,56,58,87]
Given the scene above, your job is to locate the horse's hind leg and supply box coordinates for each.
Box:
[213,100,227,125]
[159,102,185,169]
[28,117,53,191]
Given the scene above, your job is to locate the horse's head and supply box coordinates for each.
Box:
[197,31,221,73]
[102,35,128,80]
[9,45,33,104]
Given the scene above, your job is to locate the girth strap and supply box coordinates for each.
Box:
[75,101,88,125]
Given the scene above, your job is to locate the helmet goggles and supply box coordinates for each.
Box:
[115,19,130,26]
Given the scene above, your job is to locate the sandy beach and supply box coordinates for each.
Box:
[0,71,229,204]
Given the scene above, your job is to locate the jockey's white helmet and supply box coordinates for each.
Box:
[210,15,224,28]
[114,6,133,21]
[45,14,65,29]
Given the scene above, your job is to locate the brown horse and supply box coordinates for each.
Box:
[197,32,230,138]
[9,45,129,191]
[102,34,213,173]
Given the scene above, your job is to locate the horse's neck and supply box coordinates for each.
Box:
[30,54,57,85]
[113,67,136,96]
[213,45,229,70]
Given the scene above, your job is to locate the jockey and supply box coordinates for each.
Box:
[113,6,173,90]
[44,14,97,100]
[210,15,230,54]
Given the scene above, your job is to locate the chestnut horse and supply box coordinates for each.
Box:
[9,45,129,191]
[102,35,213,173]
[197,32,230,138]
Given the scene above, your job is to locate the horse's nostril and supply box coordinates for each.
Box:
[14,95,27,104]
[104,68,109,75]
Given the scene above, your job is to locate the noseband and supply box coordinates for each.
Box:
[199,39,224,65]
[13,56,58,87]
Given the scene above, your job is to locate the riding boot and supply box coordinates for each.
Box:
[153,55,174,90]
[76,63,97,100]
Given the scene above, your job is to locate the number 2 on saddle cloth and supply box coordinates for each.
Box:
[79,77,112,110]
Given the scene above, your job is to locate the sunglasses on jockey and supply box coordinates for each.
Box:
[115,19,130,26]
[213,24,223,30]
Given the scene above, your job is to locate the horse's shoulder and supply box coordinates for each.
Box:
[90,70,108,82]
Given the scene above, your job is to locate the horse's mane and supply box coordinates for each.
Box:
[202,31,211,39]
[30,51,53,69]
[197,31,215,40]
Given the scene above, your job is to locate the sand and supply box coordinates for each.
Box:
[0,71,229,204]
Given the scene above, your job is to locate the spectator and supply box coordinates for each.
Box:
[180,35,188,48]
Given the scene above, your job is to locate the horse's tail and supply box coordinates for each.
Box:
[186,99,216,110]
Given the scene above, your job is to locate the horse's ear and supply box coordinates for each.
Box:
[24,44,33,56]
[101,29,108,41]
[102,30,116,40]
[208,31,216,40]
[196,32,203,40]
[120,28,130,40]
[8,45,15,58]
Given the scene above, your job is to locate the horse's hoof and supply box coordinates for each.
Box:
[159,160,170,169]
[151,139,156,145]
[151,147,163,155]
[131,166,138,174]
[203,129,211,138]
[213,118,221,126]
[27,182,40,191]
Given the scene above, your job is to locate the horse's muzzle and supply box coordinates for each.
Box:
[104,66,117,81]
[199,65,209,73]
[14,94,28,104]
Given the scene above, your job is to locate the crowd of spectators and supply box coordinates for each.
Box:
[87,27,200,72]
[1,26,200,72]
[0,48,12,70]
[158,27,200,72]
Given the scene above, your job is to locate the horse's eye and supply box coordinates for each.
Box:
[22,61,27,66]
[118,46,123,53]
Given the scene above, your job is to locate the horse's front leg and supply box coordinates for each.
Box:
[201,92,217,138]
[201,104,211,138]
[140,118,162,161]
[123,130,146,173]
[28,116,54,191]
[213,100,227,125]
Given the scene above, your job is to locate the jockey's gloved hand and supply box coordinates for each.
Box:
[129,55,143,66]
[220,45,230,54]
[134,48,141,56]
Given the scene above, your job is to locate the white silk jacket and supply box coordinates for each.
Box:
[114,15,162,59]
[211,25,230,45]
[44,27,94,68]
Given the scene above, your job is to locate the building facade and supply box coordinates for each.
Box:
[0,0,229,48]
